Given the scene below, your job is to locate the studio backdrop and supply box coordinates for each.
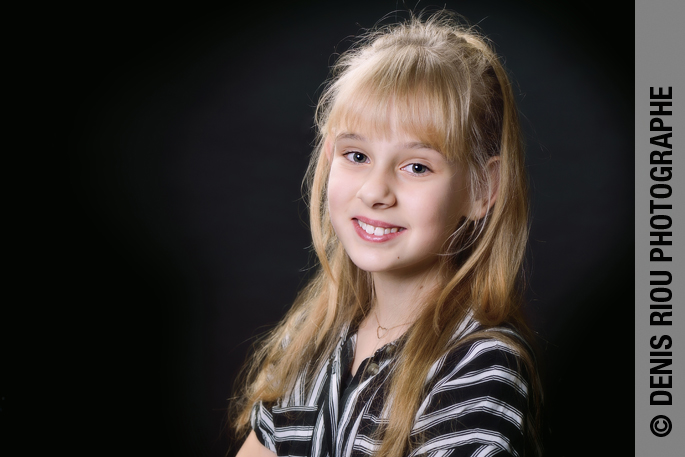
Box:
[56,1,633,456]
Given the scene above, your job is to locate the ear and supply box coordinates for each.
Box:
[469,156,500,220]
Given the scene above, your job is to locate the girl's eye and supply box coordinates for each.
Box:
[344,152,369,164]
[402,163,431,175]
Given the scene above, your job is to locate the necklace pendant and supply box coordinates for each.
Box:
[376,325,388,339]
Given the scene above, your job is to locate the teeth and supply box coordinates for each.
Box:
[356,219,402,236]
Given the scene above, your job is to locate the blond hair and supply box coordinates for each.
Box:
[232,11,541,456]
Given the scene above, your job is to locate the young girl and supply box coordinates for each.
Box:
[234,12,541,457]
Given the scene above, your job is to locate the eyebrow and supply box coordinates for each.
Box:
[402,141,435,150]
[335,133,435,151]
[335,133,366,142]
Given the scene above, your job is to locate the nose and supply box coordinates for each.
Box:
[356,168,396,209]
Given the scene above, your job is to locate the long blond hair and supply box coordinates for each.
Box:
[233,11,540,456]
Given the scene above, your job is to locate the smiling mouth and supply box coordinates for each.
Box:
[355,219,405,236]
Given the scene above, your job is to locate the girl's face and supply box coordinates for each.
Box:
[327,127,472,279]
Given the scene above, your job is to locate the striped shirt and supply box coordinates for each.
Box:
[251,315,531,457]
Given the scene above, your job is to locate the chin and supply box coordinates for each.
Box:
[345,253,393,273]
[346,255,412,275]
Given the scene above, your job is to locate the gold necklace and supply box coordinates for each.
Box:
[373,310,413,339]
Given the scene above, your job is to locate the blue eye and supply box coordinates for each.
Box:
[345,152,368,163]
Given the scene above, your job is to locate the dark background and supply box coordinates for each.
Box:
[3,1,633,456]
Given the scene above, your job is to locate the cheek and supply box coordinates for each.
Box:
[411,186,468,237]
[441,175,471,224]
[327,167,353,225]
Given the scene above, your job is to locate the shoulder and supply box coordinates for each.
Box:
[447,331,528,379]
[426,321,532,389]
[411,330,532,457]
[425,329,531,406]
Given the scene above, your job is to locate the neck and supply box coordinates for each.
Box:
[371,264,442,328]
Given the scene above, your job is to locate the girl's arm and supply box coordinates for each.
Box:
[236,431,277,457]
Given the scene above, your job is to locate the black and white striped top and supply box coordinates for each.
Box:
[251,315,531,457]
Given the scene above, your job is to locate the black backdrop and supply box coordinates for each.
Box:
[4,1,633,456]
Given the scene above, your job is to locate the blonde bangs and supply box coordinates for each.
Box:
[321,43,467,163]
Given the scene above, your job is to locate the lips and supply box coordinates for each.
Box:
[353,217,405,242]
